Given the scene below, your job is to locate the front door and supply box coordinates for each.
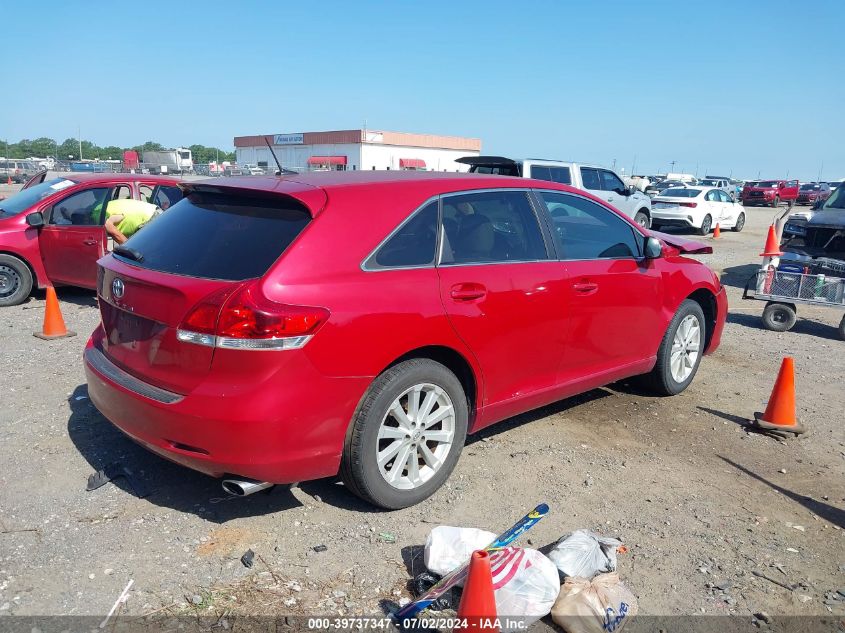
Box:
[599,169,634,217]
[534,190,663,382]
[39,187,110,288]
[436,189,569,414]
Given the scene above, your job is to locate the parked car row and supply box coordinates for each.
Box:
[0,159,44,183]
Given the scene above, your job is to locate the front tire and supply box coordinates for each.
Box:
[731,212,746,232]
[633,210,650,229]
[341,359,468,509]
[698,214,712,236]
[641,299,706,396]
[0,254,34,307]
[771,196,779,208]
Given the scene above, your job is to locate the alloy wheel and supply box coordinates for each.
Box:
[670,314,701,383]
[376,383,456,490]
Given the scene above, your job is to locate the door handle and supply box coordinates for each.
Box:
[450,283,487,302]
[83,238,98,246]
[573,281,599,295]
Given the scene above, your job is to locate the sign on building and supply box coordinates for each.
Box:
[274,134,304,145]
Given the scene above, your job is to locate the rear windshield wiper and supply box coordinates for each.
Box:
[113,245,144,262]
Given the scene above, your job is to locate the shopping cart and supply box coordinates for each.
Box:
[743,264,845,340]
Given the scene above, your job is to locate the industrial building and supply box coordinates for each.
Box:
[234,129,481,173]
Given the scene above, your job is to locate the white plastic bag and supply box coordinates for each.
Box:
[548,530,623,579]
[424,526,496,576]
[488,547,560,632]
[551,572,638,633]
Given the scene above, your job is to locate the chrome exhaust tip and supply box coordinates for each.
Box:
[221,478,274,497]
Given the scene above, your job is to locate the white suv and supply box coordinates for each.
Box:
[457,156,653,228]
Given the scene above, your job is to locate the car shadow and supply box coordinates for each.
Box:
[726,310,842,341]
[30,286,98,308]
[718,456,845,529]
[466,388,613,444]
[67,384,308,522]
[720,263,758,290]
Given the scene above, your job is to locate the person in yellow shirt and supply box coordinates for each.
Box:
[104,198,159,244]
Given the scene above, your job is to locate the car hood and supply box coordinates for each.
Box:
[807,209,845,229]
[649,230,713,254]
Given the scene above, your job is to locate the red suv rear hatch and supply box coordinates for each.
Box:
[95,184,320,394]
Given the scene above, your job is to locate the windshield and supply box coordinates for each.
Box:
[800,184,820,191]
[822,185,845,210]
[757,181,778,187]
[660,188,700,198]
[0,178,76,216]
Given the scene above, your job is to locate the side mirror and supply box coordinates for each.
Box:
[644,236,663,259]
[25,211,45,228]
[628,184,637,195]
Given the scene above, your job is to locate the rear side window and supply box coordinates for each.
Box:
[580,167,601,190]
[117,192,310,281]
[368,201,438,269]
[530,165,571,184]
[152,185,183,210]
[440,191,547,264]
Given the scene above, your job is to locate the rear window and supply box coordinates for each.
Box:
[661,188,700,197]
[116,192,311,281]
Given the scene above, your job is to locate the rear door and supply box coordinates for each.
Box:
[436,189,569,409]
[535,190,663,381]
[39,186,110,288]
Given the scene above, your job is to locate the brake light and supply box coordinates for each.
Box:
[679,202,698,208]
[177,282,329,351]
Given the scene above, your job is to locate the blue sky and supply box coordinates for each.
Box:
[2,0,843,180]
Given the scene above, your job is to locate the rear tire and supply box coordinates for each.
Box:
[0,254,33,307]
[839,315,845,341]
[762,302,796,332]
[698,214,712,236]
[341,359,468,509]
[641,299,706,396]
[731,212,746,232]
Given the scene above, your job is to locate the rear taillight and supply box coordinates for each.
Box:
[177,282,328,351]
[679,202,698,208]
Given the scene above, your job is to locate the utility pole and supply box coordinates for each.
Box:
[611,158,617,171]
[631,154,637,175]
[669,160,676,174]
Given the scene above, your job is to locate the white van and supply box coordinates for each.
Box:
[456,156,653,228]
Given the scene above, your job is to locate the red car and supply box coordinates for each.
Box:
[741,179,799,208]
[84,172,727,509]
[0,173,182,306]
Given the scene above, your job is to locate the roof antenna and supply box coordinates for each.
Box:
[265,136,296,176]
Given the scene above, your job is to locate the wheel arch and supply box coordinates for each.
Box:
[686,288,717,351]
[385,345,479,426]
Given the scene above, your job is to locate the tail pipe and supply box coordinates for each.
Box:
[221,477,274,497]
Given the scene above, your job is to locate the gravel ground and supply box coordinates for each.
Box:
[0,192,842,625]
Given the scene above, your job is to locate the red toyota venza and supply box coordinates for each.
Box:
[84,171,727,509]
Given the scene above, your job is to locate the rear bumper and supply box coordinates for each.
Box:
[83,330,370,484]
[651,208,695,227]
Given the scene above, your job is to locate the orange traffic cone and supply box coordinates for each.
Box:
[753,357,806,436]
[33,287,77,340]
[760,224,783,257]
[712,223,721,239]
[456,551,499,632]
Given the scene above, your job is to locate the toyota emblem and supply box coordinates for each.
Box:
[112,278,125,299]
